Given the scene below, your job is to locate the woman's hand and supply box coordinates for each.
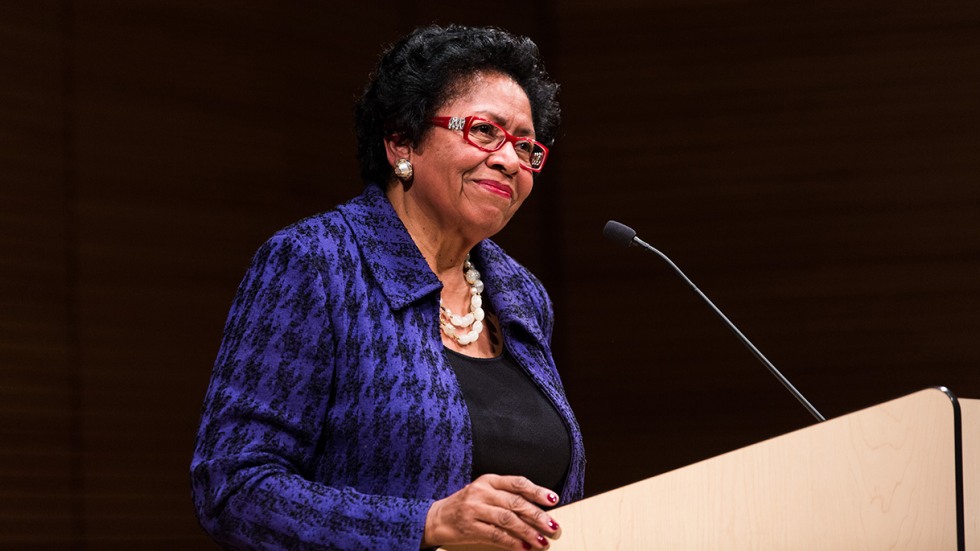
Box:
[421,474,562,550]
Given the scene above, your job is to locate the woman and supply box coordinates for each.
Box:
[192,24,585,550]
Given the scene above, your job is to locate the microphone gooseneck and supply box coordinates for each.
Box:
[603,220,826,423]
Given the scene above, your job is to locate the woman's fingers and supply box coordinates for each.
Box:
[469,499,549,548]
[482,475,562,538]
[422,475,563,549]
[425,497,536,550]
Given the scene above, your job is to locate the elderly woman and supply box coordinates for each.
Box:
[191,25,585,550]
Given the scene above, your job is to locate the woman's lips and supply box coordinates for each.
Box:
[474,179,513,199]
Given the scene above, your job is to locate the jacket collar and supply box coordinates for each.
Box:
[471,240,547,346]
[339,185,443,311]
[340,184,545,343]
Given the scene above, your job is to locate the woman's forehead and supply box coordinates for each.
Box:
[441,72,534,132]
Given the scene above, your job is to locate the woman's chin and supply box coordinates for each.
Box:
[462,210,513,240]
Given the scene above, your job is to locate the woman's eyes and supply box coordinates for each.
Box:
[471,123,497,136]
[468,121,536,154]
[513,141,534,153]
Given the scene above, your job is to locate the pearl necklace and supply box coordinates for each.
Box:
[439,255,485,346]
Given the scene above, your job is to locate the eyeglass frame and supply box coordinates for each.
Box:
[429,115,550,172]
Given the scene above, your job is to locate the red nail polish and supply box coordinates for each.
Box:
[537,534,548,546]
[522,542,532,550]
[546,492,559,504]
[547,518,559,531]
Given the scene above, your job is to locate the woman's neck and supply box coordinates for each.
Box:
[386,184,502,358]
[386,183,477,278]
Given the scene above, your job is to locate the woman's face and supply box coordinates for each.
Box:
[403,72,537,241]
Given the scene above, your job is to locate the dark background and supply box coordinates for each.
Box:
[3,1,979,548]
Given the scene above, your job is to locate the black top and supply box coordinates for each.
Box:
[444,348,571,491]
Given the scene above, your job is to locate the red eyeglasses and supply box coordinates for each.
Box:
[430,115,549,172]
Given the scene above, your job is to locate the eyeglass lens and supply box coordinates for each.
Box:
[467,121,546,170]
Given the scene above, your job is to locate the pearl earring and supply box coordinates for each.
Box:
[393,158,413,181]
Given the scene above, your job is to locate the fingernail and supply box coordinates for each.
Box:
[522,542,532,550]
[547,492,559,504]
[547,518,559,531]
[537,534,548,547]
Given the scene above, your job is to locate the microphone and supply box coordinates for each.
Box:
[603,220,826,422]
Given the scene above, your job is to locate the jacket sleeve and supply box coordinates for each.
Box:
[191,231,433,550]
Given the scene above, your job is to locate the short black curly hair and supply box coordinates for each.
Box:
[354,24,560,187]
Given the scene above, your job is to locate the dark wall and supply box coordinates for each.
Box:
[2,1,978,547]
[554,0,980,492]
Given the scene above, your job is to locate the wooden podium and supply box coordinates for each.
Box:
[445,387,979,550]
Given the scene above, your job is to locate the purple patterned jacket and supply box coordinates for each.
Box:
[191,184,586,550]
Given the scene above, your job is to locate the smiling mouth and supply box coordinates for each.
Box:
[474,179,513,199]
